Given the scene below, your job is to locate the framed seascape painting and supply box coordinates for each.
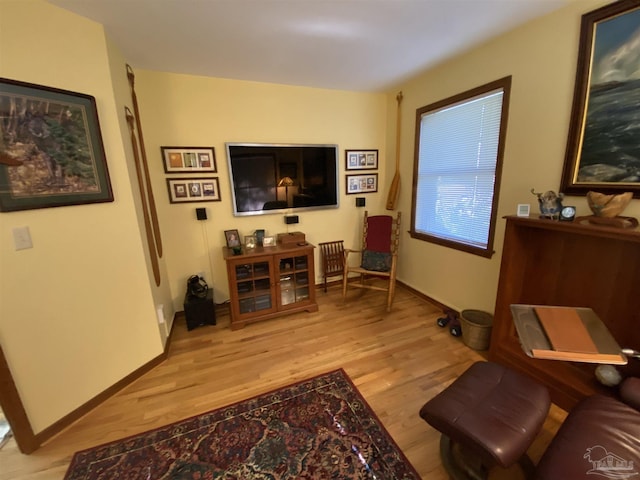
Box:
[561,0,640,197]
[0,78,113,212]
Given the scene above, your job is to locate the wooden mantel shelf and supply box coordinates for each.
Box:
[489,216,640,411]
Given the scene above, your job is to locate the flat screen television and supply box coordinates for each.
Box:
[226,143,339,216]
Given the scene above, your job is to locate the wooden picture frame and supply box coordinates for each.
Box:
[262,235,276,247]
[224,229,241,248]
[561,0,640,198]
[166,177,221,203]
[161,146,217,174]
[346,173,378,194]
[345,149,378,171]
[0,77,113,212]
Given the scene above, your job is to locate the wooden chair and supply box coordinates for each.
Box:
[342,211,401,312]
[318,241,345,292]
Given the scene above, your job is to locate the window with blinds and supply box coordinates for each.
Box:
[410,77,511,258]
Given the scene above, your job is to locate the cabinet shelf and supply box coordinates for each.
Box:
[489,216,640,410]
[224,243,318,330]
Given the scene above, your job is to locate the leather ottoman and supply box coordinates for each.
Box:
[420,361,550,479]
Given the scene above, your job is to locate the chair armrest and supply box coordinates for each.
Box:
[620,377,640,411]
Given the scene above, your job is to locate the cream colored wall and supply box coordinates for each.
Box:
[134,71,388,310]
[0,0,164,433]
[391,0,638,313]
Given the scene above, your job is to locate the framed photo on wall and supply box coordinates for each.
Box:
[166,177,221,203]
[346,173,378,194]
[0,77,113,212]
[345,149,378,170]
[561,1,640,197]
[161,146,217,174]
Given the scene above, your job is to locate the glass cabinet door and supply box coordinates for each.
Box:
[278,254,310,307]
[234,260,273,315]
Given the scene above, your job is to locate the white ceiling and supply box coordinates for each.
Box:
[48,0,570,92]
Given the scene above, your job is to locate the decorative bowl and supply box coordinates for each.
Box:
[586,191,633,218]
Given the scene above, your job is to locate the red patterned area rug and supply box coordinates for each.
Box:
[64,369,420,479]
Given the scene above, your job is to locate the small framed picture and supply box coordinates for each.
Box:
[345,149,378,171]
[346,174,378,194]
[517,204,531,217]
[244,236,256,249]
[161,146,217,173]
[166,177,221,204]
[225,229,241,248]
[262,236,276,247]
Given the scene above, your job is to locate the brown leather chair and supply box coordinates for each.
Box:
[534,376,640,480]
[420,361,640,480]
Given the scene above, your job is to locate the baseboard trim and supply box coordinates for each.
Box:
[33,346,169,450]
[28,283,449,453]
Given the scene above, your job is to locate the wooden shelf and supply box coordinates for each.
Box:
[489,216,640,410]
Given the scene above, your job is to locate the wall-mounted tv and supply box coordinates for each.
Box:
[226,143,339,216]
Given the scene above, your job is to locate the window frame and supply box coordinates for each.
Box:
[409,76,511,258]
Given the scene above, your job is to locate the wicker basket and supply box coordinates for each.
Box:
[460,310,493,351]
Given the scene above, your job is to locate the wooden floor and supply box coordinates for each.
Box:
[0,282,567,479]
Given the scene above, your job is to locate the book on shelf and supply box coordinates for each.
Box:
[510,305,627,365]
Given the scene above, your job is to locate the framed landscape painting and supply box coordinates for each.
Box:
[0,78,113,212]
[561,0,640,197]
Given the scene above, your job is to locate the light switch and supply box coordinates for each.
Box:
[13,226,33,250]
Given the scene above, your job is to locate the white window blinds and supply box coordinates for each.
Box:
[415,88,504,250]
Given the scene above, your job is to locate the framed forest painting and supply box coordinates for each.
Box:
[0,78,113,212]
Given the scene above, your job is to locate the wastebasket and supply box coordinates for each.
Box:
[460,310,493,350]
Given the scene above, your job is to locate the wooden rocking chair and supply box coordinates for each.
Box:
[342,211,401,312]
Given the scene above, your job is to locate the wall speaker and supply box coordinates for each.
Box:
[196,207,207,220]
[355,197,366,207]
[284,215,299,224]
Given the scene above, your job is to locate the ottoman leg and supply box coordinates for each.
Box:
[440,434,535,480]
[439,435,488,480]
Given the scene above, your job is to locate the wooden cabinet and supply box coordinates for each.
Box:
[223,243,318,330]
[489,216,640,411]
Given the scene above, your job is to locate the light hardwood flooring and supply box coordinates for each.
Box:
[0,282,567,479]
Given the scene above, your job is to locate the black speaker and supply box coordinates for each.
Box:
[356,197,366,207]
[284,215,299,224]
[183,289,216,331]
[196,208,207,220]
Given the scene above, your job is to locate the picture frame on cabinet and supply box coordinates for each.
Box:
[225,229,241,248]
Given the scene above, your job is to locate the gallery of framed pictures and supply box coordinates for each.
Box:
[345,149,378,171]
[0,77,113,212]
[166,177,221,204]
[346,173,378,194]
[560,0,640,198]
[161,146,217,174]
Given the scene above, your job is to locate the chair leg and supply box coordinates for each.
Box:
[386,278,396,312]
[342,270,348,299]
